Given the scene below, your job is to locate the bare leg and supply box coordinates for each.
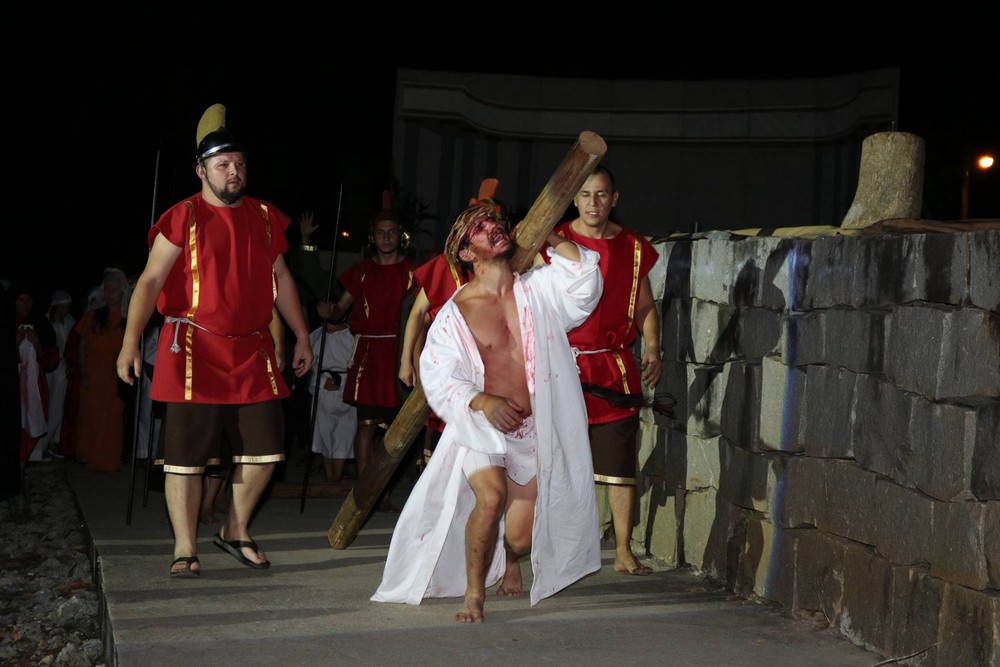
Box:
[608,484,652,575]
[323,457,346,482]
[213,476,231,515]
[497,476,536,597]
[219,462,274,566]
[199,474,225,525]
[497,548,523,597]
[457,466,507,623]
[166,472,202,575]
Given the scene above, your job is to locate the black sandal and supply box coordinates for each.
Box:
[170,556,200,578]
[213,533,270,569]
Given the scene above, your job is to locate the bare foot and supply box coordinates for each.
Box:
[215,531,270,568]
[496,560,523,596]
[455,595,485,623]
[170,556,200,577]
[243,543,267,566]
[614,553,653,576]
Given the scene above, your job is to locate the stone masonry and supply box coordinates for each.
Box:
[633,227,998,665]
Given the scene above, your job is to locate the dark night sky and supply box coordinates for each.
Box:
[8,42,997,312]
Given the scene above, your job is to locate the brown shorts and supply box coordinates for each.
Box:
[355,404,399,428]
[590,415,639,485]
[157,401,285,474]
[204,435,233,480]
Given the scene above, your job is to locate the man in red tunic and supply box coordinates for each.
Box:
[399,252,471,389]
[117,105,313,578]
[539,164,661,576]
[321,204,413,508]
[398,182,500,470]
[399,248,470,469]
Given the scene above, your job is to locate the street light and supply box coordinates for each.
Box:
[960,152,996,219]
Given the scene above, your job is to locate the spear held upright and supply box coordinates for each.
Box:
[300,183,345,512]
[126,136,162,526]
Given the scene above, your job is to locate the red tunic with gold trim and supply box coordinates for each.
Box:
[413,254,470,320]
[545,222,658,424]
[149,193,290,404]
[412,254,471,431]
[340,257,414,408]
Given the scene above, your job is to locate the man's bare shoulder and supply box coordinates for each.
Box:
[452,280,488,303]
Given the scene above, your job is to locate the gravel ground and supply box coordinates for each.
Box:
[0,461,105,666]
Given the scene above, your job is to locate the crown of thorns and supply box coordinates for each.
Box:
[444,199,510,264]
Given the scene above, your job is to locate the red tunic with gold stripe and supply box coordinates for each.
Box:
[340,257,414,408]
[546,222,658,424]
[148,193,290,404]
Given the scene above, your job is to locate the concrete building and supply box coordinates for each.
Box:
[390,66,899,253]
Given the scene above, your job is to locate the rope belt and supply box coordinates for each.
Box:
[572,346,611,363]
[164,316,261,353]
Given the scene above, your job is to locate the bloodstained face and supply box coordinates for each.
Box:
[444,202,511,264]
[460,215,514,263]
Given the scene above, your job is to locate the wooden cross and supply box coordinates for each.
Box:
[327,131,607,549]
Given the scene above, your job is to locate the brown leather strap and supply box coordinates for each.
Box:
[581,383,676,419]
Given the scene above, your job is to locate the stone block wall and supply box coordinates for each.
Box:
[635,228,999,665]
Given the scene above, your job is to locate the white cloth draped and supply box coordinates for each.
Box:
[372,246,604,607]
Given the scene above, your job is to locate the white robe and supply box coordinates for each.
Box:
[372,246,604,607]
[307,326,357,459]
[44,314,75,446]
[19,338,47,438]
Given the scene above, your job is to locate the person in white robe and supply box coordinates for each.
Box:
[372,201,604,621]
[306,319,357,481]
[38,290,75,458]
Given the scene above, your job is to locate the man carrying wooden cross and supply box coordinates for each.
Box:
[371,199,604,622]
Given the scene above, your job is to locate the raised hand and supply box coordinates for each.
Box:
[298,210,320,244]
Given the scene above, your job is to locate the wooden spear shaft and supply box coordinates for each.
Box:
[327,130,608,549]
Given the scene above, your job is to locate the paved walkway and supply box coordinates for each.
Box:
[66,460,883,667]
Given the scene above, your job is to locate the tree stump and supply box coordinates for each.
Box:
[840,131,925,229]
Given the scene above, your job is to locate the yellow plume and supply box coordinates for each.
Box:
[196,104,227,147]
